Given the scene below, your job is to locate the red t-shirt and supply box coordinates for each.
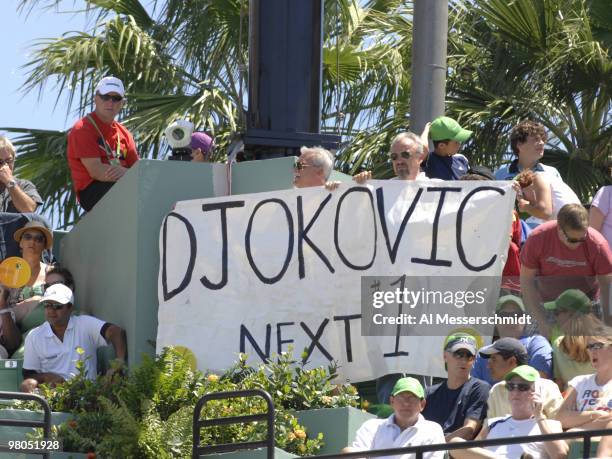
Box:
[67,112,139,194]
[520,220,612,301]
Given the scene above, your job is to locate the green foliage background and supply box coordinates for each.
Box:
[3,0,611,228]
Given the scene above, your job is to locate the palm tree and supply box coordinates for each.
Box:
[5,0,403,228]
[447,0,612,200]
[5,0,611,229]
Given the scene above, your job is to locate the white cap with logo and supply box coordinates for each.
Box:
[41,284,74,305]
[95,76,125,97]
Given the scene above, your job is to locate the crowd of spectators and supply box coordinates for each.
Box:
[1,75,611,457]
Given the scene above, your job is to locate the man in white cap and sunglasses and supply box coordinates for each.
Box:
[67,76,140,212]
[20,283,127,393]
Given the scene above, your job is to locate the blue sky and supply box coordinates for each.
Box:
[0,1,91,135]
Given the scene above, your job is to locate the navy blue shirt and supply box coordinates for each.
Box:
[422,377,490,434]
[423,152,469,180]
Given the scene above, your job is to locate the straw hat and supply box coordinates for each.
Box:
[13,221,53,250]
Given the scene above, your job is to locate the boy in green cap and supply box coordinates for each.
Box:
[343,377,445,458]
[423,116,472,180]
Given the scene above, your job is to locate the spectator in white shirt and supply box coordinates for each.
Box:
[343,377,445,459]
[20,284,126,392]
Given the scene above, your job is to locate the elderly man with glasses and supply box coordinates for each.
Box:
[293,146,335,188]
[20,284,127,393]
[520,203,612,330]
[67,76,139,212]
[0,136,42,213]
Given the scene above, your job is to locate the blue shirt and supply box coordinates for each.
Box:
[493,160,561,181]
[470,335,553,386]
[423,152,469,180]
[422,377,489,434]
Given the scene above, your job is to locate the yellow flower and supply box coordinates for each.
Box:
[297,444,306,454]
[321,396,333,405]
[361,400,370,410]
[207,374,219,383]
[75,346,85,355]
[287,432,296,441]
[294,429,306,440]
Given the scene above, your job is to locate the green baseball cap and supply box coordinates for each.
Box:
[504,365,539,382]
[429,116,473,142]
[543,289,591,314]
[391,377,425,399]
[496,295,525,312]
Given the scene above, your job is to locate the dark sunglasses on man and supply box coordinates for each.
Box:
[560,227,587,244]
[452,350,474,360]
[389,151,413,161]
[42,302,65,311]
[294,160,314,171]
[98,93,123,103]
[0,158,14,167]
[506,382,532,392]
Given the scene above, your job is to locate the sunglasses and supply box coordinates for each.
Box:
[294,161,314,171]
[389,151,413,161]
[43,302,65,311]
[0,158,14,167]
[97,93,123,103]
[452,350,475,360]
[506,382,532,392]
[561,227,586,244]
[22,233,46,243]
[586,342,610,351]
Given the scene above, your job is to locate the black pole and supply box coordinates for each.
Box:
[245,0,339,160]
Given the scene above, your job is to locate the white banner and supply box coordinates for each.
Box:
[157,180,515,381]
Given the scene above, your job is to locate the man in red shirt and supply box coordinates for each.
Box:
[67,76,139,211]
[520,203,612,332]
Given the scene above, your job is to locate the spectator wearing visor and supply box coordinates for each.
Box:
[422,333,490,441]
[479,337,562,420]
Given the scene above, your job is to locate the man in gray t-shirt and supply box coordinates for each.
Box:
[0,136,42,213]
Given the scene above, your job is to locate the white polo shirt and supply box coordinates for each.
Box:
[23,315,108,381]
[351,413,446,459]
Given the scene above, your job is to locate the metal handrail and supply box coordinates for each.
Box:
[310,427,612,459]
[0,391,53,458]
[192,389,275,459]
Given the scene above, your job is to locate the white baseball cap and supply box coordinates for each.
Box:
[95,76,125,97]
[41,284,74,305]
